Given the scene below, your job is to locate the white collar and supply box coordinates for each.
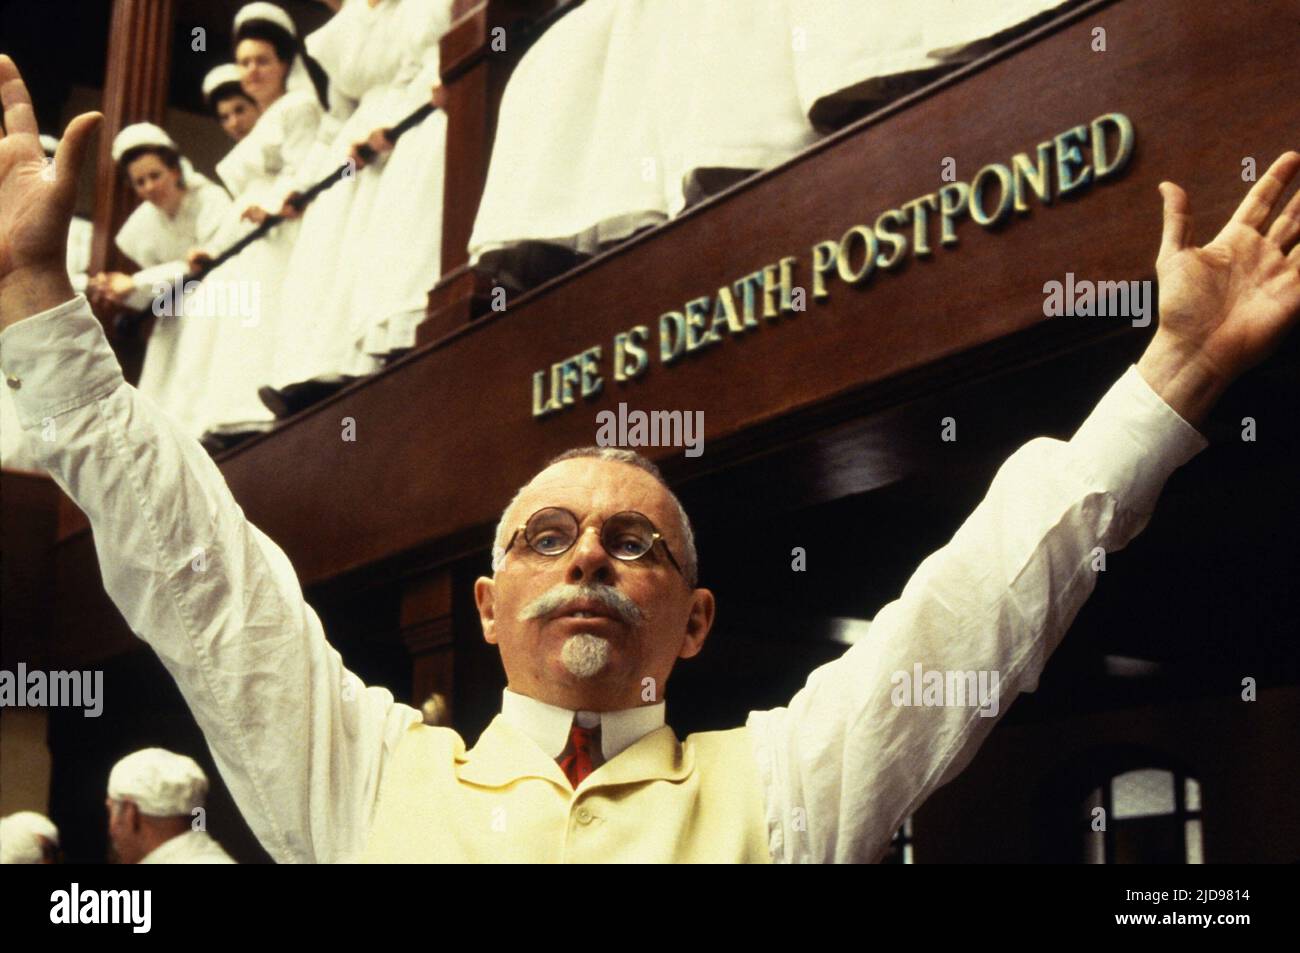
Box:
[138,829,208,864]
[499,688,666,762]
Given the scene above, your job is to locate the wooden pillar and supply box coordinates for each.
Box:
[421,0,559,345]
[399,569,457,719]
[85,0,173,380]
[90,0,175,277]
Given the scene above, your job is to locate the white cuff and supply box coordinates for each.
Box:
[1070,364,1209,517]
[0,295,124,428]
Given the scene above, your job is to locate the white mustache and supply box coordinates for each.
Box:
[518,583,645,626]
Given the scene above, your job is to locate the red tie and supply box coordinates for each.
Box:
[559,723,598,788]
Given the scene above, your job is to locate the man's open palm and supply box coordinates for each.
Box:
[0,55,99,284]
[1154,151,1300,383]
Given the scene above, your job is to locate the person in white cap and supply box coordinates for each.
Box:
[202,63,261,143]
[105,748,235,864]
[85,123,233,438]
[263,0,455,418]
[183,2,329,449]
[0,811,60,864]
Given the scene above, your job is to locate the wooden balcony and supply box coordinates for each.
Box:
[10,0,1300,699]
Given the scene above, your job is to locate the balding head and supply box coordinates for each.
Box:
[474,448,715,712]
[492,447,698,587]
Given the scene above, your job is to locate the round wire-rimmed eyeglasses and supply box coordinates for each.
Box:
[503,506,685,579]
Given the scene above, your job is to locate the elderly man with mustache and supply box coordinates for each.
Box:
[2,54,1299,863]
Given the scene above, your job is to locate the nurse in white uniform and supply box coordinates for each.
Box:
[262,0,411,411]
[469,0,1080,290]
[346,0,454,364]
[186,2,329,446]
[85,124,232,438]
[263,0,454,417]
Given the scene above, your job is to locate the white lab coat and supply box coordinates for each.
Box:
[469,0,1075,267]
[115,176,232,437]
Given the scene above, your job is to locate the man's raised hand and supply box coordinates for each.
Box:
[0,53,101,328]
[1138,151,1300,426]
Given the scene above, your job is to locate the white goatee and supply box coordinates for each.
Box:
[561,633,611,678]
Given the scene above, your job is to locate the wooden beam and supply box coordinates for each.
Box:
[89,0,175,278]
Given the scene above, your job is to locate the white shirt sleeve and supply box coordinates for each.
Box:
[746,366,1209,863]
[273,91,327,198]
[0,296,421,863]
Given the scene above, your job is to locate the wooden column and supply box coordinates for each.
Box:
[90,0,175,277]
[422,0,558,344]
[85,0,174,383]
[399,569,457,719]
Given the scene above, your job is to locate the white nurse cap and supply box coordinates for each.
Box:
[234,2,296,37]
[203,63,246,101]
[110,122,178,163]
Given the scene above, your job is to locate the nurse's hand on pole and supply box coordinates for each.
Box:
[1136,151,1300,427]
[350,128,392,169]
[277,192,303,220]
[186,248,212,273]
[105,272,133,302]
[431,83,447,110]
[0,54,101,330]
[241,204,271,225]
[86,271,109,308]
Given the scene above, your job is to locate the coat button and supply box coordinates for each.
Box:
[575,807,594,825]
[5,374,20,390]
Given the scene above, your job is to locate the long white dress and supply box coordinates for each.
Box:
[115,175,232,437]
[347,0,453,357]
[268,0,413,390]
[469,0,1077,266]
[187,87,323,437]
